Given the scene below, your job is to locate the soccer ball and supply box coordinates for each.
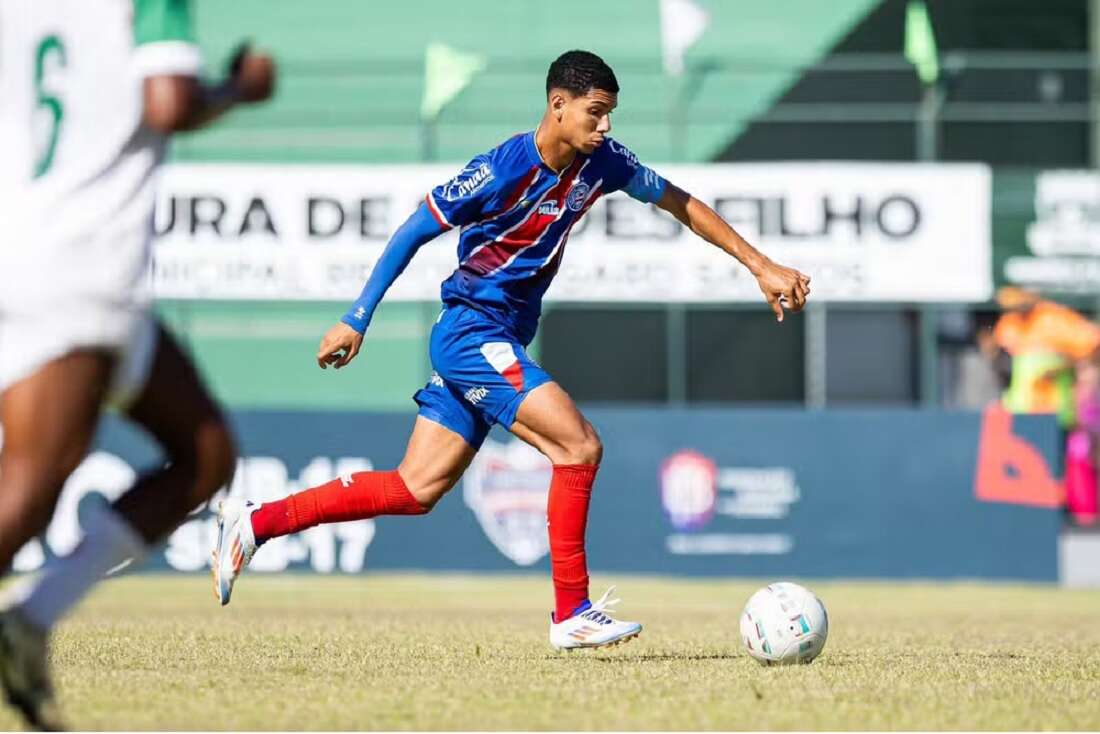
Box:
[739,582,828,665]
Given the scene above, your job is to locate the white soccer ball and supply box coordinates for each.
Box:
[739,582,828,665]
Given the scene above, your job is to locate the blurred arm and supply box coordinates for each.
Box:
[143,48,275,133]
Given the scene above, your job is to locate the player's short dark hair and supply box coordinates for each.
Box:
[546,50,619,97]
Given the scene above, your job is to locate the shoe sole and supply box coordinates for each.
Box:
[210,502,232,606]
[554,629,642,652]
[209,550,221,603]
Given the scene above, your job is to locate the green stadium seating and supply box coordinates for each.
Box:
[175,0,881,164]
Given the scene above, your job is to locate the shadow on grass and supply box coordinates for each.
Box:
[545,653,741,663]
[950,651,1031,661]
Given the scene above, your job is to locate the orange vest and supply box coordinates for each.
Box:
[994,302,1100,425]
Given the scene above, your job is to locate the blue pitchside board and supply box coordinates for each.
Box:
[16,407,1061,582]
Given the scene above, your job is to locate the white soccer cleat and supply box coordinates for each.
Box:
[211,498,258,606]
[0,609,63,732]
[548,586,642,651]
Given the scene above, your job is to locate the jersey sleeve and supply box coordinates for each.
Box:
[425,154,499,229]
[131,0,203,78]
[604,139,667,204]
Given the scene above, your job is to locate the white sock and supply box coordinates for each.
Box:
[19,505,145,630]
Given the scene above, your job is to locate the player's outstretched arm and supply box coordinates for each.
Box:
[317,204,446,370]
[143,43,275,133]
[655,182,811,322]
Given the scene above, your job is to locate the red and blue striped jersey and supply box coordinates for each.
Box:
[426,131,665,345]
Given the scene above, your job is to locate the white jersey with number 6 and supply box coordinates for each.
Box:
[0,0,202,394]
[0,0,201,306]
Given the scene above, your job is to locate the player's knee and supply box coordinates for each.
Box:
[580,432,604,466]
[562,426,603,466]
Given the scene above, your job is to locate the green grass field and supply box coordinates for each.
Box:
[1,574,1098,731]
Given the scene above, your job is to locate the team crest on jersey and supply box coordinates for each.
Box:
[463,438,553,566]
[566,182,591,212]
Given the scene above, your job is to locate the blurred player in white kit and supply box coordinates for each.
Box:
[0,0,273,727]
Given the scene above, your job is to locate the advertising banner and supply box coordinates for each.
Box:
[994,169,1100,294]
[152,162,992,303]
[12,407,1059,581]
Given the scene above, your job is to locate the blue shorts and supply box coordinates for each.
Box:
[413,305,553,448]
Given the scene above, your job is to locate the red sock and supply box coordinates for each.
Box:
[547,463,598,622]
[250,470,427,544]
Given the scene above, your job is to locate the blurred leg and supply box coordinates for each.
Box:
[114,325,237,543]
[0,351,113,732]
[0,350,114,571]
[13,326,236,633]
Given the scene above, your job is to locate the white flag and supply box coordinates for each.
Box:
[420,43,488,121]
[660,0,710,76]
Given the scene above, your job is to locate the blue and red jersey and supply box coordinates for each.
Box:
[425,131,665,344]
[336,131,667,443]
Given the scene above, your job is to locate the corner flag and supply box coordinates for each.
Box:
[904,0,939,85]
[660,0,710,76]
[421,43,488,121]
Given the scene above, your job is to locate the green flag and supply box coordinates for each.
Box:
[420,43,487,121]
[904,0,939,85]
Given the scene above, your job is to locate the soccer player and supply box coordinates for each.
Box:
[212,50,810,651]
[0,0,274,728]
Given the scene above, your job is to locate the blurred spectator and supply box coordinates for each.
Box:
[985,287,1100,524]
[938,309,1005,409]
[1067,360,1100,525]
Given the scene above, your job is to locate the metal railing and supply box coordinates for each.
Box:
[178,50,1098,165]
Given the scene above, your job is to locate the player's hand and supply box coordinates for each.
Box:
[755,260,811,323]
[317,322,364,370]
[228,44,276,103]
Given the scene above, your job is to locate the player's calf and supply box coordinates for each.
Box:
[212,470,429,606]
[186,419,238,508]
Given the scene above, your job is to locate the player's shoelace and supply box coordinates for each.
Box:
[580,586,623,625]
[580,609,614,624]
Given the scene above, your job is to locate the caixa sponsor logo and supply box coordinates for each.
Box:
[10,452,377,575]
[443,162,493,201]
[463,438,553,566]
[607,139,639,168]
[659,450,718,531]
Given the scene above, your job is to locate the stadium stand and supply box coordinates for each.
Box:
[173,0,882,163]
